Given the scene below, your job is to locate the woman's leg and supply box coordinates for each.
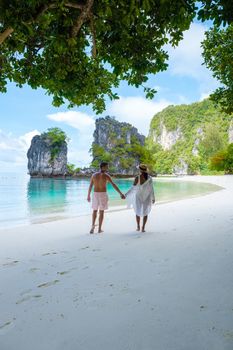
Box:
[142,215,148,232]
[136,215,140,231]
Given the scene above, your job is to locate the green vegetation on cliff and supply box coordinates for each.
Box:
[91,117,151,175]
[91,141,152,174]
[41,127,68,163]
[147,99,232,174]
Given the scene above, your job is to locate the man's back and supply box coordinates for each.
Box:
[92,172,109,192]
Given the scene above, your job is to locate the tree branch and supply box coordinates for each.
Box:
[65,1,85,9]
[89,14,97,58]
[0,1,90,46]
[32,1,85,22]
[71,0,94,37]
[32,4,57,22]
[0,27,14,45]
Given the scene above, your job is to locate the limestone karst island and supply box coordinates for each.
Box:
[27,99,233,178]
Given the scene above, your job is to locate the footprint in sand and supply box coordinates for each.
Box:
[0,321,12,330]
[57,271,70,276]
[2,260,19,267]
[65,258,77,264]
[16,295,42,304]
[37,280,60,288]
[29,267,40,273]
[224,331,233,339]
[200,305,206,310]
[20,289,32,296]
[42,252,58,256]
[80,246,90,250]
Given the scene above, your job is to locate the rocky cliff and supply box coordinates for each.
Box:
[91,116,146,175]
[147,99,233,175]
[27,134,67,177]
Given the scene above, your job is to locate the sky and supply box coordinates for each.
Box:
[0,21,219,173]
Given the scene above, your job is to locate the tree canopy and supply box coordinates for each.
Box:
[210,143,233,174]
[0,0,232,113]
[202,24,233,114]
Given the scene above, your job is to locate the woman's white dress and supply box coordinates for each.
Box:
[126,176,155,217]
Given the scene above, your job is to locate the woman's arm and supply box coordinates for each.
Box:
[106,174,125,199]
[133,176,139,186]
[125,176,138,198]
[150,177,155,203]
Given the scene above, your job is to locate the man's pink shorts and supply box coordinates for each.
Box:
[92,192,108,211]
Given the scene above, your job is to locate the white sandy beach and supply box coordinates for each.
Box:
[0,175,233,350]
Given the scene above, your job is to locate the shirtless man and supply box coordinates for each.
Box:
[87,162,125,234]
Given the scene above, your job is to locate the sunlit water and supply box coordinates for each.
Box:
[0,173,222,229]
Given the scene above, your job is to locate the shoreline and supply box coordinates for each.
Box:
[0,175,224,231]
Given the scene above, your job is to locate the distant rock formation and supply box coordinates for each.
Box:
[150,123,183,151]
[147,99,233,175]
[27,135,67,177]
[91,116,145,175]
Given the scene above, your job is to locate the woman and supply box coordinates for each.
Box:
[126,164,155,232]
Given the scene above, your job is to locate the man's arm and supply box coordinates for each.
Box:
[106,174,125,199]
[87,176,94,202]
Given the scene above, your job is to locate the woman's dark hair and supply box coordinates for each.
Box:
[141,171,148,181]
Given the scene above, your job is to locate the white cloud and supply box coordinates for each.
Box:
[167,23,206,78]
[19,130,40,151]
[106,96,171,135]
[47,111,95,131]
[199,91,211,101]
[0,129,40,171]
[167,22,219,95]
[68,150,92,168]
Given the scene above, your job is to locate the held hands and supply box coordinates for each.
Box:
[121,193,126,200]
[152,199,155,204]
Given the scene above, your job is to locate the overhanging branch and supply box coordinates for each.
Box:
[33,1,85,21]
[0,27,13,44]
[65,1,85,9]
[71,0,94,37]
[89,13,97,58]
[0,1,93,46]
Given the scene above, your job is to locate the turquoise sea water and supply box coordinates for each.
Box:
[0,173,221,229]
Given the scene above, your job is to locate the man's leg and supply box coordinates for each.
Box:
[136,215,140,231]
[142,215,148,232]
[98,210,104,233]
[90,210,97,234]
